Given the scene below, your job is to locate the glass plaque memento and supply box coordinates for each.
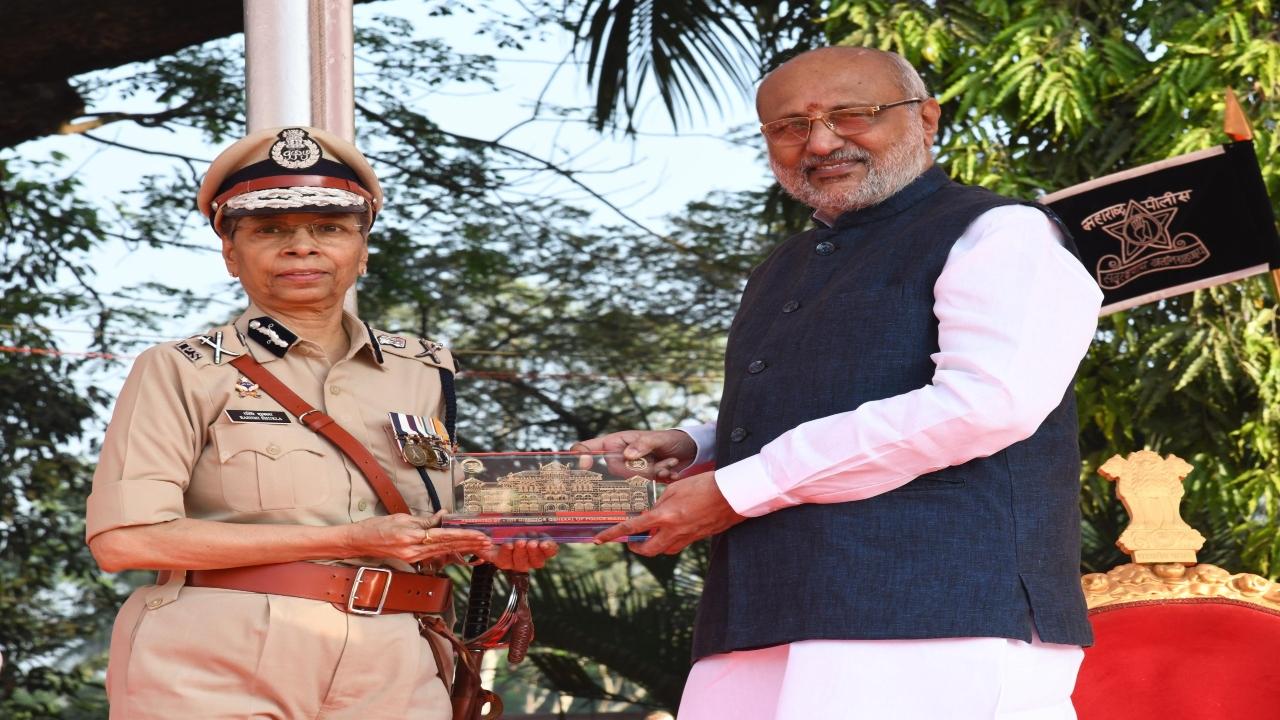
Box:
[441,452,658,543]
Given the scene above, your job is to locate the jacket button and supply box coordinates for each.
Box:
[265,444,282,456]
[329,385,342,396]
[357,499,369,511]
[782,300,801,313]
[815,241,836,256]
[729,427,748,443]
[747,360,767,374]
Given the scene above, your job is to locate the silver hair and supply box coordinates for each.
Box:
[878,50,929,99]
[757,47,931,109]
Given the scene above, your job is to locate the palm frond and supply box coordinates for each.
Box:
[573,0,759,131]
[519,542,709,709]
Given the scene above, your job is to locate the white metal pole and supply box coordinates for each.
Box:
[307,0,359,313]
[243,0,312,132]
[310,0,355,142]
[244,0,360,313]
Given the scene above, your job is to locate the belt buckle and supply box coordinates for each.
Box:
[348,566,393,615]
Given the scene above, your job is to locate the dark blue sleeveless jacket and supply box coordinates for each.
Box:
[693,167,1093,660]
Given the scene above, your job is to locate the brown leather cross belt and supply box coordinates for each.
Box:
[186,561,451,615]
[184,358,448,616]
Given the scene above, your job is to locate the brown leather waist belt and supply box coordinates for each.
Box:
[185,561,451,615]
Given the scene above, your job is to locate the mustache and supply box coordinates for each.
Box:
[800,148,872,171]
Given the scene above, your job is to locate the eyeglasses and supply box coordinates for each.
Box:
[759,98,927,146]
[234,218,366,245]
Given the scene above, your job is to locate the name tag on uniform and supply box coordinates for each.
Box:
[225,409,292,425]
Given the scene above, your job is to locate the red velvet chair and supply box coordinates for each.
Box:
[1072,451,1280,718]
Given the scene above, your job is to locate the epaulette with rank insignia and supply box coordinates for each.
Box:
[365,324,457,373]
[171,325,247,369]
[364,323,458,443]
[172,338,210,367]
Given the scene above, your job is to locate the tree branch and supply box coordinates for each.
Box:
[80,132,206,187]
[355,98,717,265]
[59,103,196,136]
[81,132,210,164]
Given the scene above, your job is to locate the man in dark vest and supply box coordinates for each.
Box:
[580,47,1102,719]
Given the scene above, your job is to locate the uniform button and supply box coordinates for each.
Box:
[729,427,748,443]
[265,443,282,456]
[747,360,767,374]
[357,499,369,511]
[147,598,163,609]
[782,300,801,313]
[815,241,836,256]
[329,385,342,396]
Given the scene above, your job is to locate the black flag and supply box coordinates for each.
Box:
[1042,141,1280,315]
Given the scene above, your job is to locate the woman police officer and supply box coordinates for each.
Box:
[86,126,556,719]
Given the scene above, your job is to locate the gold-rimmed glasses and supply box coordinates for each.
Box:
[759,98,926,146]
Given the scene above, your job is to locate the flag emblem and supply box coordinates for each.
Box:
[1091,194,1209,289]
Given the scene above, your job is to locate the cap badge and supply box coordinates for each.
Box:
[269,128,322,170]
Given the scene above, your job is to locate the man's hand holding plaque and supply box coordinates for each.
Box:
[572,430,747,556]
[592,471,745,555]
[570,428,696,481]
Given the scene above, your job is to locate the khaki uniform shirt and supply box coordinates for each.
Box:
[88,305,460,719]
[86,303,456,573]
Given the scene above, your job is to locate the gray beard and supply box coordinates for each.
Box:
[770,124,932,218]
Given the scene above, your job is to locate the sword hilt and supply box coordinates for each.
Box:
[463,562,499,643]
[505,572,534,666]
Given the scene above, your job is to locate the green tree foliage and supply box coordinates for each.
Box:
[0,6,788,715]
[0,157,207,717]
[560,0,1280,708]
[823,0,1280,576]
[524,543,708,710]
[8,0,1280,716]
[0,159,113,719]
[572,0,826,131]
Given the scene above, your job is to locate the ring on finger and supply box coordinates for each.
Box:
[422,529,434,544]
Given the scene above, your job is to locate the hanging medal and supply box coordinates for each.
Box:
[389,412,453,471]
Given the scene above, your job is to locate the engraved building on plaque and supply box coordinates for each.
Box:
[458,460,653,515]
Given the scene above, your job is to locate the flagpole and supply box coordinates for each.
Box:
[1222,88,1280,300]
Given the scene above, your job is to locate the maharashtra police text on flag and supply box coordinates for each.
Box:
[1042,141,1280,315]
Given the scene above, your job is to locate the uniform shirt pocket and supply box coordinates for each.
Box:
[211,423,333,512]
